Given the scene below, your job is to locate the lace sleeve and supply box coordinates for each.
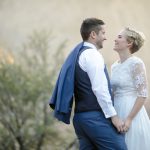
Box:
[132,61,148,97]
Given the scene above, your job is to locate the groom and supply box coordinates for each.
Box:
[50,18,127,150]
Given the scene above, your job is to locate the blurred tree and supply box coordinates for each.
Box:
[0,30,67,150]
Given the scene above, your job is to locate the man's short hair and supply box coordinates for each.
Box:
[80,18,105,41]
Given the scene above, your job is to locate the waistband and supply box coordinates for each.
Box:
[74,110,105,119]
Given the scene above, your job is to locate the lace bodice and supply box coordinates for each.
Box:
[111,56,148,98]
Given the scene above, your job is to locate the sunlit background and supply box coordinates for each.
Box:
[0,0,150,149]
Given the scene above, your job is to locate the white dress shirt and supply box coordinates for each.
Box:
[78,42,117,118]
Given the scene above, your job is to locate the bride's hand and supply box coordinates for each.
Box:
[123,117,132,132]
[111,115,124,132]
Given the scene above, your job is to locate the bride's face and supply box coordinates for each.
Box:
[113,30,130,52]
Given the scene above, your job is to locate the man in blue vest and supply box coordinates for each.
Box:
[50,18,127,150]
[72,18,127,150]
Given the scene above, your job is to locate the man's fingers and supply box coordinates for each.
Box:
[117,123,126,133]
[119,125,124,132]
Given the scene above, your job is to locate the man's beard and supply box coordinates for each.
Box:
[97,42,103,49]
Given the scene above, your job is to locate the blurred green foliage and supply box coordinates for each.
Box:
[0,30,75,150]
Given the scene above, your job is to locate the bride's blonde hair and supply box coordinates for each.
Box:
[124,27,145,54]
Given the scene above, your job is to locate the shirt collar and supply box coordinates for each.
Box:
[83,42,97,50]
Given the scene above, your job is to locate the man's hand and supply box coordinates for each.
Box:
[111,115,124,132]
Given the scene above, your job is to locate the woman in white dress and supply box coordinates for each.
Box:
[111,27,150,150]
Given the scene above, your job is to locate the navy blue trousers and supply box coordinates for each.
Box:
[73,111,127,150]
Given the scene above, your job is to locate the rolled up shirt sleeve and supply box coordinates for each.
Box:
[79,49,117,118]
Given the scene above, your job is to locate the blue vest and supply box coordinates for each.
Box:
[49,42,113,124]
[74,47,113,113]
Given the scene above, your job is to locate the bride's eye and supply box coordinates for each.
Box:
[118,35,122,38]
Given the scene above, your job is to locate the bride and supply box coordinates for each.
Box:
[111,27,150,150]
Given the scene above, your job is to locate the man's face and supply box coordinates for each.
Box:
[95,25,106,49]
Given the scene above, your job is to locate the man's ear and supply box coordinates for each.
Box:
[90,31,97,39]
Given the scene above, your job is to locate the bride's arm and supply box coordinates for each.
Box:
[123,60,148,132]
[123,97,146,132]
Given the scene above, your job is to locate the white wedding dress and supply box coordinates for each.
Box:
[111,56,150,150]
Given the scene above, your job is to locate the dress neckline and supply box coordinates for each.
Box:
[117,56,133,65]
